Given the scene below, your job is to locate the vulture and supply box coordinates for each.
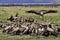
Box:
[15,13,19,17]
[26,10,57,16]
[7,15,14,21]
[26,10,58,20]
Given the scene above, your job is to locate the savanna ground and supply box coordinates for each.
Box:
[0,6,60,40]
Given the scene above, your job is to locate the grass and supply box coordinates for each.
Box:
[0,6,60,40]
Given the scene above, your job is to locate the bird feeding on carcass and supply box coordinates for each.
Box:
[47,23,59,37]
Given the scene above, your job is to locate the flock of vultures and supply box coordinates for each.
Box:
[0,10,60,37]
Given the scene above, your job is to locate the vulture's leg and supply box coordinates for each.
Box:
[40,15,45,21]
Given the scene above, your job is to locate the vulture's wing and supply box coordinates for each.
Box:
[45,10,57,13]
[26,10,40,15]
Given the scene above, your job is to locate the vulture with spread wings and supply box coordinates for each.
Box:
[26,10,57,15]
[26,10,58,20]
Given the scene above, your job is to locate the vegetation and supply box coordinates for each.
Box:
[0,6,60,40]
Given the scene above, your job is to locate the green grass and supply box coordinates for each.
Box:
[0,6,60,40]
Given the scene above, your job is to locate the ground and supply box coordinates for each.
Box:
[0,6,60,40]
